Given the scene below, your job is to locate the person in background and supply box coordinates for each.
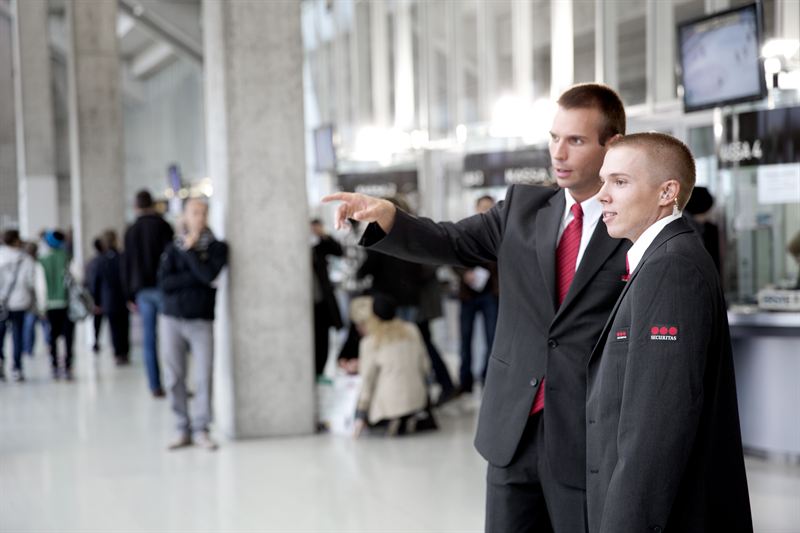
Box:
[354,293,433,438]
[158,198,228,451]
[417,265,457,405]
[0,230,37,382]
[311,218,344,376]
[683,186,721,273]
[92,230,130,366]
[123,189,174,397]
[85,238,106,353]
[337,295,374,375]
[36,230,76,381]
[455,195,500,394]
[21,241,47,358]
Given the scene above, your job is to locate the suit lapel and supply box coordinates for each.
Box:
[553,220,623,324]
[535,189,565,312]
[587,218,695,366]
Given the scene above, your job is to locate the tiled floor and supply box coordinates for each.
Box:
[1,334,799,532]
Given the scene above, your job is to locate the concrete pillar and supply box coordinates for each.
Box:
[0,11,17,230]
[370,0,391,128]
[647,0,675,105]
[595,0,618,88]
[512,0,533,103]
[393,0,414,130]
[203,0,315,439]
[477,0,494,121]
[66,0,125,266]
[777,0,800,42]
[11,0,59,239]
[446,0,463,128]
[551,0,574,100]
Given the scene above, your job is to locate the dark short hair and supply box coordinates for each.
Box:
[135,190,154,209]
[2,229,20,246]
[609,132,696,210]
[476,195,495,207]
[101,230,118,250]
[310,218,323,226]
[93,238,104,253]
[557,83,626,145]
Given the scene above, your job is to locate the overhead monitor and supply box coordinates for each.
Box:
[678,3,767,112]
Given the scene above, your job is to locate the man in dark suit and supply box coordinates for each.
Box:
[324,84,630,532]
[311,219,344,376]
[586,133,752,532]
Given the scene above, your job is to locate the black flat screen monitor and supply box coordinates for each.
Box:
[678,3,767,112]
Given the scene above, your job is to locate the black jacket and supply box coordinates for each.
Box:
[586,217,751,533]
[357,249,423,308]
[361,185,630,488]
[158,239,228,320]
[312,236,344,329]
[123,213,174,300]
[91,249,128,314]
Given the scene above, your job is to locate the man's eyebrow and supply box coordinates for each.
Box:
[607,172,631,178]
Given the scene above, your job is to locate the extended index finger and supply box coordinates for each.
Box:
[321,192,354,204]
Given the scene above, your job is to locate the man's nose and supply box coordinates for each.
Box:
[551,140,566,160]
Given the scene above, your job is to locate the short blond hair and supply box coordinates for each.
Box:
[610,132,696,210]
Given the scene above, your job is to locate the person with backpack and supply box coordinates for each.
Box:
[0,230,37,382]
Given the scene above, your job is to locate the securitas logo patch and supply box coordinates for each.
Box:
[650,325,678,341]
[615,328,629,341]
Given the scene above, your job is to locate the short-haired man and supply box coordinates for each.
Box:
[586,133,752,532]
[325,83,630,532]
[158,198,228,451]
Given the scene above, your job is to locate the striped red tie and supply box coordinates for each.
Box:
[531,202,583,415]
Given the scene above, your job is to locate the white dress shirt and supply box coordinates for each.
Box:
[558,189,603,271]
[626,213,683,275]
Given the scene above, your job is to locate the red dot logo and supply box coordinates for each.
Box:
[669,327,678,336]
[659,327,669,335]
[651,326,660,335]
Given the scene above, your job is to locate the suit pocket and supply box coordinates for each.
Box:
[489,354,511,367]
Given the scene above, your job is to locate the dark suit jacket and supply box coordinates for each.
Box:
[361,185,630,488]
[585,218,752,533]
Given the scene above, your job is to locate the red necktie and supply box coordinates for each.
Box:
[531,202,584,415]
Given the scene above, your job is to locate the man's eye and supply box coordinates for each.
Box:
[615,179,626,186]
[571,138,584,145]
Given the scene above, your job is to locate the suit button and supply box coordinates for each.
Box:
[530,377,539,387]
[588,419,596,424]
[547,339,558,348]
[649,527,663,533]
[589,468,599,474]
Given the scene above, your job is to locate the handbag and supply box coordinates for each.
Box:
[0,259,23,322]
[64,271,94,322]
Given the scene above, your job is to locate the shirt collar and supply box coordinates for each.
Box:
[564,189,603,224]
[626,213,682,274]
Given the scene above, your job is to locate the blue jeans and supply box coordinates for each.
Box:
[1,311,27,373]
[22,312,48,355]
[459,293,499,391]
[136,288,163,392]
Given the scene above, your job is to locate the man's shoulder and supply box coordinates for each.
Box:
[505,184,560,210]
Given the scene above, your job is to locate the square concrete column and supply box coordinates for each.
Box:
[203,0,315,439]
[66,0,125,266]
[12,0,59,238]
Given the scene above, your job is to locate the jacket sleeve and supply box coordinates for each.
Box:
[317,236,344,258]
[180,242,229,286]
[359,185,515,268]
[598,254,713,533]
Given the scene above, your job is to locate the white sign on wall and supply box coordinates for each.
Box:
[757,163,800,205]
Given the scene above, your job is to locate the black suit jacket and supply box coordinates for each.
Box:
[585,218,752,533]
[361,185,630,488]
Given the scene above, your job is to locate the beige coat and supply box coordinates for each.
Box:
[357,320,431,424]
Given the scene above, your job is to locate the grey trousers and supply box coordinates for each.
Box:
[160,315,214,434]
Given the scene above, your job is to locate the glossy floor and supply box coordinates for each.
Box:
[1,338,798,532]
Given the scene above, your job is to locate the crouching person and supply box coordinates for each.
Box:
[158,198,228,451]
[354,294,435,438]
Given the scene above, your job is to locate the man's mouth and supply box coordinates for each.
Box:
[602,211,617,222]
[554,168,572,179]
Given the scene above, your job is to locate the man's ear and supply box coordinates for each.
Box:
[605,133,623,147]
